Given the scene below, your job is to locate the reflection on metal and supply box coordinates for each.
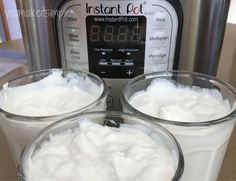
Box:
[16,0,61,71]
[179,0,230,75]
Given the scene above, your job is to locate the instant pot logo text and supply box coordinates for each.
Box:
[86,3,143,15]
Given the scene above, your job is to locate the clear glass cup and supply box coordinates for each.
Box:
[18,111,184,181]
[0,69,108,163]
[120,71,236,181]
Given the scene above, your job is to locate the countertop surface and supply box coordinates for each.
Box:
[0,30,236,181]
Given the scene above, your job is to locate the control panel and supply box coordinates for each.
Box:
[87,15,146,78]
[57,0,181,78]
[56,0,182,109]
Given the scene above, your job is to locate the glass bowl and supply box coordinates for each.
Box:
[121,71,236,180]
[18,111,184,181]
[0,69,108,163]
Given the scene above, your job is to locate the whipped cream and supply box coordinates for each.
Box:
[129,78,231,122]
[0,70,103,116]
[25,119,177,181]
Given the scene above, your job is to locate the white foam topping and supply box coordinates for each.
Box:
[0,70,103,117]
[25,119,176,181]
[129,79,231,122]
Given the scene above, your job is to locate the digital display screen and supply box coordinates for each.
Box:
[86,16,146,78]
[86,16,146,44]
[90,25,143,42]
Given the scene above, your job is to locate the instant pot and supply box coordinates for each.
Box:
[15,0,230,109]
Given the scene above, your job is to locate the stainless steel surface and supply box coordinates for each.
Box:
[16,0,61,71]
[16,0,230,74]
[179,0,230,75]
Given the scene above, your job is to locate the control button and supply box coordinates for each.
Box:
[154,11,168,27]
[66,47,80,61]
[124,62,134,66]
[99,62,108,66]
[149,49,168,63]
[112,62,121,66]
[63,7,80,27]
[71,54,80,61]
[66,28,80,45]
[149,31,169,44]
[70,48,80,55]
[126,70,133,76]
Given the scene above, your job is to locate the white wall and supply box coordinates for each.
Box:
[228,0,236,24]
[3,0,22,40]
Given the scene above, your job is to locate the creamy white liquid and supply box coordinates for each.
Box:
[129,79,231,122]
[126,78,235,180]
[0,70,103,116]
[26,119,176,181]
